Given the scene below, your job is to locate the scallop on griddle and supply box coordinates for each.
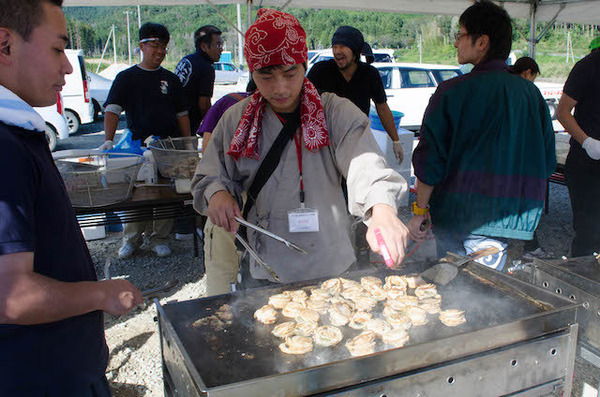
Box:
[439,309,466,327]
[271,321,296,338]
[313,325,343,347]
[254,305,278,324]
[345,331,377,356]
[279,335,314,354]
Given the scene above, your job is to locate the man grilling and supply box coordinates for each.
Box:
[192,9,409,287]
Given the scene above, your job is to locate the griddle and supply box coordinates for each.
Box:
[157,260,579,396]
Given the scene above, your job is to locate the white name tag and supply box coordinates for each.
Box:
[288,207,319,233]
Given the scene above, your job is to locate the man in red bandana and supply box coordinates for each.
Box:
[192,9,409,286]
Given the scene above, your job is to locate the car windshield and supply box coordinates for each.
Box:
[432,69,462,84]
[373,53,393,63]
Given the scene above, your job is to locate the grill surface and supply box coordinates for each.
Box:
[158,261,578,395]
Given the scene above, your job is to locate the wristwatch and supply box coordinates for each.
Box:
[411,201,429,216]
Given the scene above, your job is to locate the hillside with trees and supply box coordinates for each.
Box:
[64,5,598,80]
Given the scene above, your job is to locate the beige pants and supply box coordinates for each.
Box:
[123,218,174,247]
[204,218,241,296]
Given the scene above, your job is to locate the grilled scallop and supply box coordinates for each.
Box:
[296,308,320,323]
[386,295,418,311]
[313,325,343,347]
[351,294,378,312]
[341,285,366,301]
[346,331,377,356]
[282,301,306,318]
[382,328,410,347]
[309,288,332,301]
[403,307,428,326]
[366,318,392,335]
[328,302,354,327]
[401,274,420,289]
[385,286,407,300]
[307,298,330,314]
[268,293,292,309]
[385,311,412,330]
[321,278,342,295]
[414,283,438,300]
[290,289,308,303]
[439,309,466,327]
[361,276,383,288]
[254,305,278,324]
[340,277,362,290]
[279,335,313,355]
[271,321,296,338]
[384,275,408,291]
[348,311,373,330]
[294,320,318,337]
[419,294,442,314]
[363,283,387,301]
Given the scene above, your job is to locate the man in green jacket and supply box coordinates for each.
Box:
[408,0,556,271]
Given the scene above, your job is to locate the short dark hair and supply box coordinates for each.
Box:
[194,25,222,51]
[459,0,512,62]
[0,0,63,41]
[510,56,540,76]
[139,22,170,43]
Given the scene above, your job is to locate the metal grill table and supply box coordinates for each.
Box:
[156,260,579,397]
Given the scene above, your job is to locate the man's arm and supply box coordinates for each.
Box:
[176,114,191,137]
[407,179,434,241]
[374,102,399,141]
[198,96,211,121]
[0,252,143,325]
[557,93,586,145]
[103,110,120,143]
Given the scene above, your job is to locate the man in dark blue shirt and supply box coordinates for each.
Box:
[101,22,191,259]
[0,1,143,395]
[175,25,223,133]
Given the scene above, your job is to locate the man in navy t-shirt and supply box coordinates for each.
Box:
[100,22,191,259]
[175,25,223,133]
[0,1,143,395]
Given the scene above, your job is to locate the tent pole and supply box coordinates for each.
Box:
[247,1,252,33]
[237,3,244,66]
[528,1,537,58]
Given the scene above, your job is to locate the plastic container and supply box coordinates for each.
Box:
[148,136,202,180]
[54,152,144,207]
[369,109,404,131]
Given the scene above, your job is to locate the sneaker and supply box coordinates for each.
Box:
[175,233,194,241]
[118,242,135,259]
[152,244,172,257]
[523,247,553,261]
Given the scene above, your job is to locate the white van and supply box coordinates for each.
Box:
[34,93,69,152]
[63,49,94,134]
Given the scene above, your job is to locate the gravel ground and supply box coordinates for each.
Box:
[64,88,598,396]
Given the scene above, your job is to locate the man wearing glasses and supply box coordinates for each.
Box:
[175,25,223,133]
[408,0,556,271]
[101,22,191,259]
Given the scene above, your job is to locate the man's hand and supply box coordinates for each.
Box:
[392,141,404,164]
[100,279,143,316]
[582,137,600,160]
[365,204,409,269]
[98,140,114,152]
[207,190,242,233]
[407,214,429,242]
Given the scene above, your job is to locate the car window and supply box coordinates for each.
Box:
[400,69,435,88]
[373,53,393,63]
[377,67,394,89]
[212,64,221,71]
[223,64,236,71]
[432,69,461,84]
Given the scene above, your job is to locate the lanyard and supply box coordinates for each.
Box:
[293,132,305,207]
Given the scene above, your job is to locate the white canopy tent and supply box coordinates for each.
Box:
[63,0,600,58]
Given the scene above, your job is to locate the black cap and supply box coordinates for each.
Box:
[332,26,374,64]
[139,22,170,43]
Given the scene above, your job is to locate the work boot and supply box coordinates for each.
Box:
[152,244,172,257]
[118,242,135,259]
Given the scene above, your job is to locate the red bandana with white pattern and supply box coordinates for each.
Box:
[227,77,329,160]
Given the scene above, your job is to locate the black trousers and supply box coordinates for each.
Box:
[565,147,600,257]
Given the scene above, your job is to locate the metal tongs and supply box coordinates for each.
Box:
[235,217,307,255]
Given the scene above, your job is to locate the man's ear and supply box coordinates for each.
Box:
[476,34,490,53]
[0,28,13,65]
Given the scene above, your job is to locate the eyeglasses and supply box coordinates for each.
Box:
[140,38,168,51]
[454,32,469,41]
[211,41,224,50]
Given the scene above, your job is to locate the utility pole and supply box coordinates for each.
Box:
[237,4,243,67]
[137,5,142,61]
[418,34,422,64]
[566,31,575,63]
[124,10,132,65]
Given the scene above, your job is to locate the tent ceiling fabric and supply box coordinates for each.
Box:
[62,0,600,25]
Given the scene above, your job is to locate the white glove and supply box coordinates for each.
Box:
[98,140,114,152]
[392,140,404,165]
[582,137,600,160]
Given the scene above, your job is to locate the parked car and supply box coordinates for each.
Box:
[373,62,463,130]
[212,62,248,84]
[34,93,69,152]
[87,71,113,119]
[306,48,395,72]
[63,49,95,134]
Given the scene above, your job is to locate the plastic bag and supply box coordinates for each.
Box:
[105,129,145,155]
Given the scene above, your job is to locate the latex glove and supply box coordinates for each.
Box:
[392,140,404,165]
[98,140,114,152]
[582,137,600,160]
